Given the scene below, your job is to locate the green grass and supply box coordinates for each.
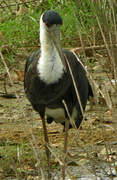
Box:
[0,1,104,48]
[0,140,38,178]
[0,0,115,66]
[0,13,39,47]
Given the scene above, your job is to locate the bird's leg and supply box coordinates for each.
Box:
[62,119,69,180]
[41,116,50,179]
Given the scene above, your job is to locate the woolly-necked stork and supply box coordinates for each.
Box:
[24,10,93,179]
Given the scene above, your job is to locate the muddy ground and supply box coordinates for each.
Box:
[0,51,117,180]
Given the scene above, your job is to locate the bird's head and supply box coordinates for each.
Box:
[40,10,63,40]
[40,10,66,71]
[42,10,63,29]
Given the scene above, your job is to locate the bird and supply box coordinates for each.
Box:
[24,10,93,179]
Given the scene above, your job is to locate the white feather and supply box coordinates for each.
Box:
[45,107,77,124]
[46,108,65,123]
[37,15,64,84]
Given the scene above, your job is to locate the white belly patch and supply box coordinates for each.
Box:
[45,108,66,123]
[45,107,77,124]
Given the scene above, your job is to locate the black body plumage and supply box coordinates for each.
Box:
[24,48,93,129]
[24,11,93,178]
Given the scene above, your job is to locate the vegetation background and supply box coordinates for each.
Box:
[0,0,117,179]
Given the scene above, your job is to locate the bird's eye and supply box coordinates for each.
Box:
[45,23,51,27]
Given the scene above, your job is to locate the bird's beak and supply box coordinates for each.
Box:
[49,31,66,72]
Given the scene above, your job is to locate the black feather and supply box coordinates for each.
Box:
[24,48,93,129]
[42,10,63,26]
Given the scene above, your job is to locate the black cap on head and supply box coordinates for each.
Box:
[42,10,63,27]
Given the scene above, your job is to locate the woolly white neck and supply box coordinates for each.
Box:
[37,15,64,84]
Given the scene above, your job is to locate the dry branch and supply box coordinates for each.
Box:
[0,0,38,8]
[71,44,117,54]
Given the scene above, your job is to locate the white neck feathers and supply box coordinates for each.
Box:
[37,16,64,84]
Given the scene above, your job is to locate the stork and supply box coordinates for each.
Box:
[24,10,93,179]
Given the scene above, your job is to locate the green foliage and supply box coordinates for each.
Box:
[0,0,115,65]
[0,12,40,47]
[0,140,37,178]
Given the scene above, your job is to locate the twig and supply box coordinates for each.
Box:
[64,54,84,119]
[0,0,38,9]
[30,134,46,180]
[71,44,117,54]
[62,100,76,129]
[0,50,18,98]
[96,15,117,81]
[0,51,13,85]
[1,0,12,13]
